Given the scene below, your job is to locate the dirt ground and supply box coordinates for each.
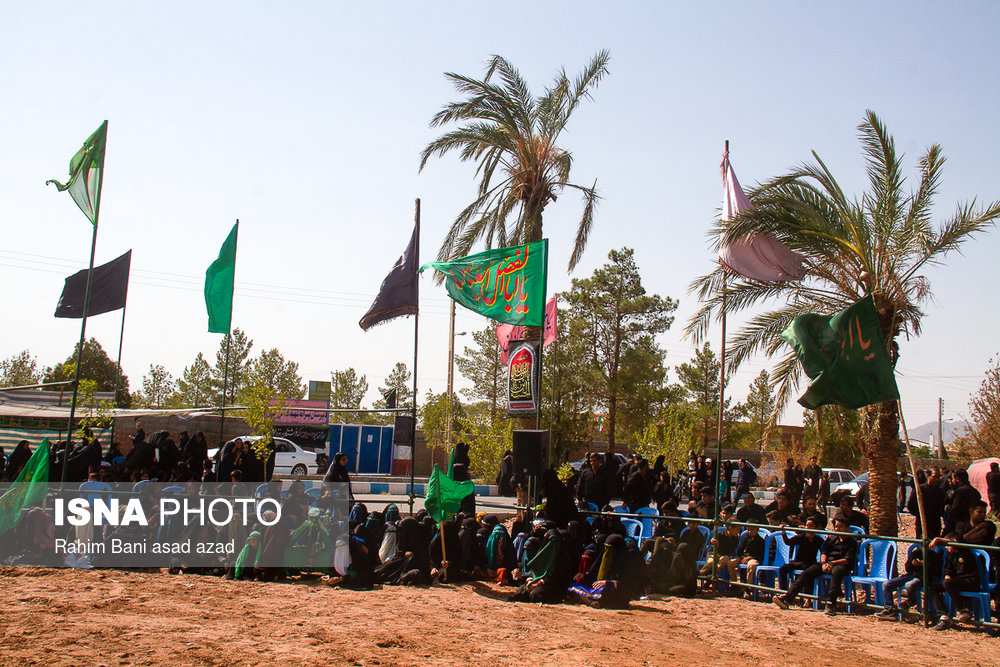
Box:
[0,565,995,667]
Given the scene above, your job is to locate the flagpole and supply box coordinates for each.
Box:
[218,220,239,449]
[63,221,100,484]
[409,199,420,516]
[711,140,729,589]
[110,274,130,450]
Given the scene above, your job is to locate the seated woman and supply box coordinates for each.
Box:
[484,524,516,583]
[567,534,647,608]
[511,529,579,604]
[374,516,431,586]
[429,519,463,582]
[229,531,262,581]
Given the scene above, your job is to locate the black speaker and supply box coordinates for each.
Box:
[393,415,414,444]
[512,429,549,478]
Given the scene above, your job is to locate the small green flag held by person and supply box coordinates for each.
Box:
[781,294,900,410]
[0,439,51,535]
[425,464,473,523]
[46,121,108,226]
[419,240,548,326]
[204,221,239,334]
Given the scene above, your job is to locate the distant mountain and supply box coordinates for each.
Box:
[906,420,969,445]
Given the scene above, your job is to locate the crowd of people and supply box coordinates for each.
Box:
[2,434,999,632]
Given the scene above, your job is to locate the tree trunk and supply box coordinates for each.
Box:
[864,401,900,536]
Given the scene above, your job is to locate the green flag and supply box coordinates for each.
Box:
[781,294,900,410]
[205,221,239,334]
[46,120,108,226]
[419,240,548,326]
[0,439,50,535]
[425,464,473,523]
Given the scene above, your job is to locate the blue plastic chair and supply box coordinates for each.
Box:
[162,485,185,495]
[816,538,866,609]
[111,456,126,466]
[755,531,795,592]
[848,525,866,536]
[636,507,657,541]
[132,480,149,493]
[254,483,268,498]
[582,501,600,526]
[78,480,112,503]
[620,518,643,541]
[946,548,992,623]
[849,538,897,607]
[305,488,322,500]
[612,505,627,514]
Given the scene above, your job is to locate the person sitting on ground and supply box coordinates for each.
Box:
[773,515,858,615]
[777,517,824,590]
[927,532,982,630]
[735,491,767,526]
[765,490,796,524]
[833,495,868,533]
[567,534,647,608]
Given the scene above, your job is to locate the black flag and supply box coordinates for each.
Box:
[359,225,418,331]
[55,250,131,318]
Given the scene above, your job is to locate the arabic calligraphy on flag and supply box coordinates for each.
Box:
[419,240,548,326]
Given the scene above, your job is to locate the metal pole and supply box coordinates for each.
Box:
[937,397,944,459]
[447,299,455,449]
[711,140,729,589]
[110,273,130,449]
[217,220,239,448]
[409,198,420,515]
[62,219,100,484]
[218,333,231,447]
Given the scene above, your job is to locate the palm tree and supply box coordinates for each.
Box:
[419,51,610,271]
[686,111,1000,535]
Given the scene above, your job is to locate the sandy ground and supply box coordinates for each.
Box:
[0,565,995,667]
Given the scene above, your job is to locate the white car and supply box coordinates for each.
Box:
[823,467,857,496]
[208,436,318,477]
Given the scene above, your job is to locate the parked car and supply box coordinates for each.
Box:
[834,471,868,499]
[823,467,857,496]
[207,436,318,477]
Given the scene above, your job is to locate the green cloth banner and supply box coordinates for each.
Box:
[0,438,50,535]
[419,240,548,326]
[425,464,473,523]
[46,120,108,226]
[781,294,900,410]
[205,221,238,334]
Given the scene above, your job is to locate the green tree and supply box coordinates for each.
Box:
[43,337,131,407]
[563,248,677,450]
[802,406,862,468]
[375,362,413,411]
[737,370,776,451]
[687,112,1000,535]
[240,348,304,403]
[542,309,597,460]
[455,327,504,420]
[420,390,468,452]
[330,367,369,409]
[140,364,175,408]
[632,403,701,475]
[174,352,213,407]
[420,51,610,272]
[212,328,253,405]
[964,354,1000,458]
[676,343,725,448]
[0,350,42,387]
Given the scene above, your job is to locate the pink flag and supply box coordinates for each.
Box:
[496,296,558,364]
[718,156,806,282]
[542,297,558,348]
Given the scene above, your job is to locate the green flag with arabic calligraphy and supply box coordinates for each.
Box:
[419,240,548,326]
[781,294,900,410]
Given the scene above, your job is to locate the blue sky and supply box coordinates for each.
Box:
[2,2,997,430]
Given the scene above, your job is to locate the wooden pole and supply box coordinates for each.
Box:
[897,399,930,627]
